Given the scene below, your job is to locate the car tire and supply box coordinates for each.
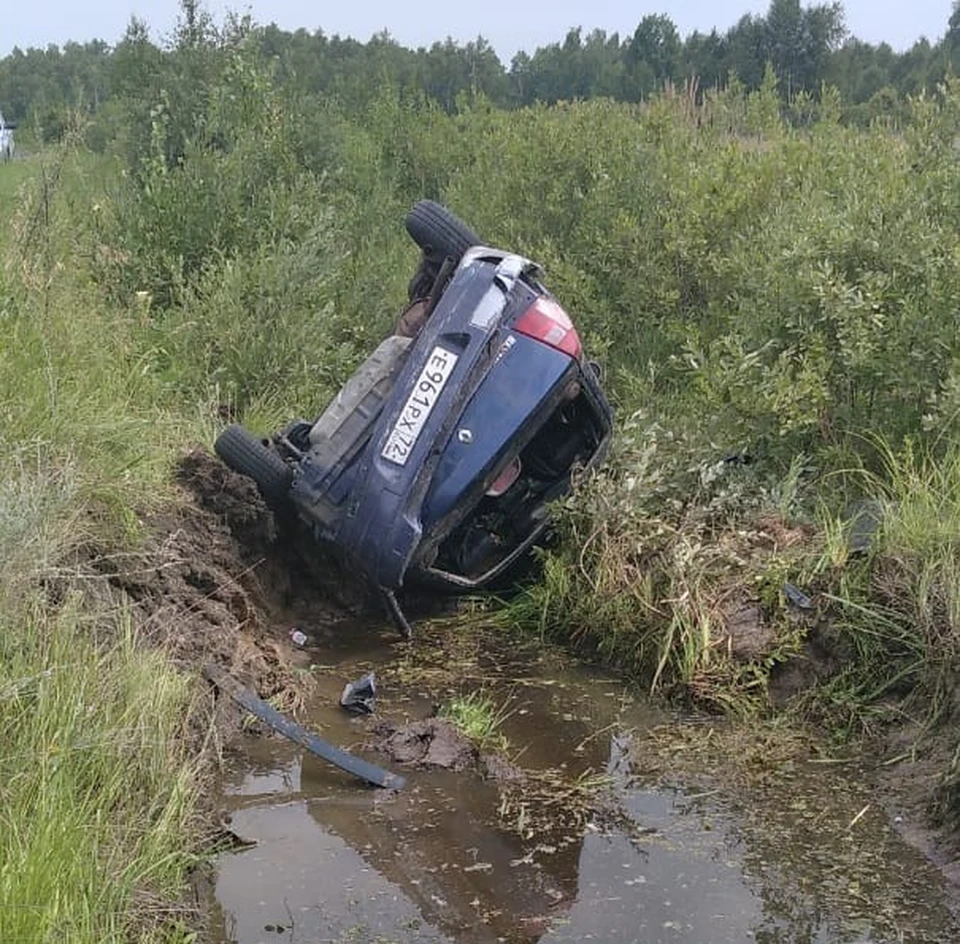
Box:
[405,200,481,263]
[214,424,294,503]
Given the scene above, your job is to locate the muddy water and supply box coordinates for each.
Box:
[210,620,960,944]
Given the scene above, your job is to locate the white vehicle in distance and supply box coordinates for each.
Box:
[0,111,15,162]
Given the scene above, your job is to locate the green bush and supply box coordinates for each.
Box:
[14,41,960,922]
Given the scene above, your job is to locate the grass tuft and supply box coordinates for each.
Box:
[438,691,512,752]
[0,151,205,942]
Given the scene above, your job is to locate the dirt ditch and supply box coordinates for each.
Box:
[210,618,960,944]
[68,446,960,941]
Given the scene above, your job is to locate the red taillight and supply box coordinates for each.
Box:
[514,297,582,359]
[486,456,522,497]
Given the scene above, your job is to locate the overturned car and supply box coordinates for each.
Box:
[215,202,614,633]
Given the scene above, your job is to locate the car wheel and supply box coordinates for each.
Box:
[405,200,481,264]
[214,424,294,504]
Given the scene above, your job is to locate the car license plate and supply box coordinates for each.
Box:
[381,346,459,466]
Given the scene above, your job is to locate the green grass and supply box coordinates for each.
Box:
[0,601,201,944]
[0,454,203,942]
[0,156,38,210]
[438,692,511,752]
[809,444,960,727]
[0,149,206,943]
[9,63,960,936]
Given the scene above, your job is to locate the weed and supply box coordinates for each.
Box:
[808,443,960,729]
[438,691,512,752]
[0,141,206,942]
[501,424,815,712]
[497,768,615,840]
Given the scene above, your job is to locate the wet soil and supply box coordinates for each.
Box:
[75,446,960,942]
[369,717,529,785]
[370,718,481,771]
[210,621,960,944]
[90,449,367,716]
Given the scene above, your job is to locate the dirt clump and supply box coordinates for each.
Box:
[718,598,775,662]
[175,448,277,552]
[369,717,529,786]
[768,621,849,707]
[370,718,479,771]
[90,448,353,716]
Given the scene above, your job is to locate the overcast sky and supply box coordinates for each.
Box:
[1,2,953,61]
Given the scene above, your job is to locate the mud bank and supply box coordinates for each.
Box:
[79,446,960,941]
[92,449,363,723]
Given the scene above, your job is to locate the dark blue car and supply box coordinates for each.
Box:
[215,202,614,634]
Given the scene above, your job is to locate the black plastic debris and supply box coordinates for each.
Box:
[203,664,403,789]
[783,582,814,610]
[340,672,377,715]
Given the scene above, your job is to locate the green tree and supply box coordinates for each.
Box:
[764,0,845,95]
[625,14,681,93]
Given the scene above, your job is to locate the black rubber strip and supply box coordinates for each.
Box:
[203,663,405,790]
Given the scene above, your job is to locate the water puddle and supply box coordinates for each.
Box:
[210,620,960,944]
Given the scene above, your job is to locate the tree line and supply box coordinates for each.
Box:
[2,0,960,136]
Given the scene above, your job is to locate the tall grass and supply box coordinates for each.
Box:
[48,65,960,723]
[0,453,203,941]
[0,596,200,944]
[500,425,811,712]
[0,152,205,941]
[825,445,960,724]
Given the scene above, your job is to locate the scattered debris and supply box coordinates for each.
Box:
[784,582,814,610]
[289,628,309,647]
[204,663,405,790]
[340,672,377,715]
